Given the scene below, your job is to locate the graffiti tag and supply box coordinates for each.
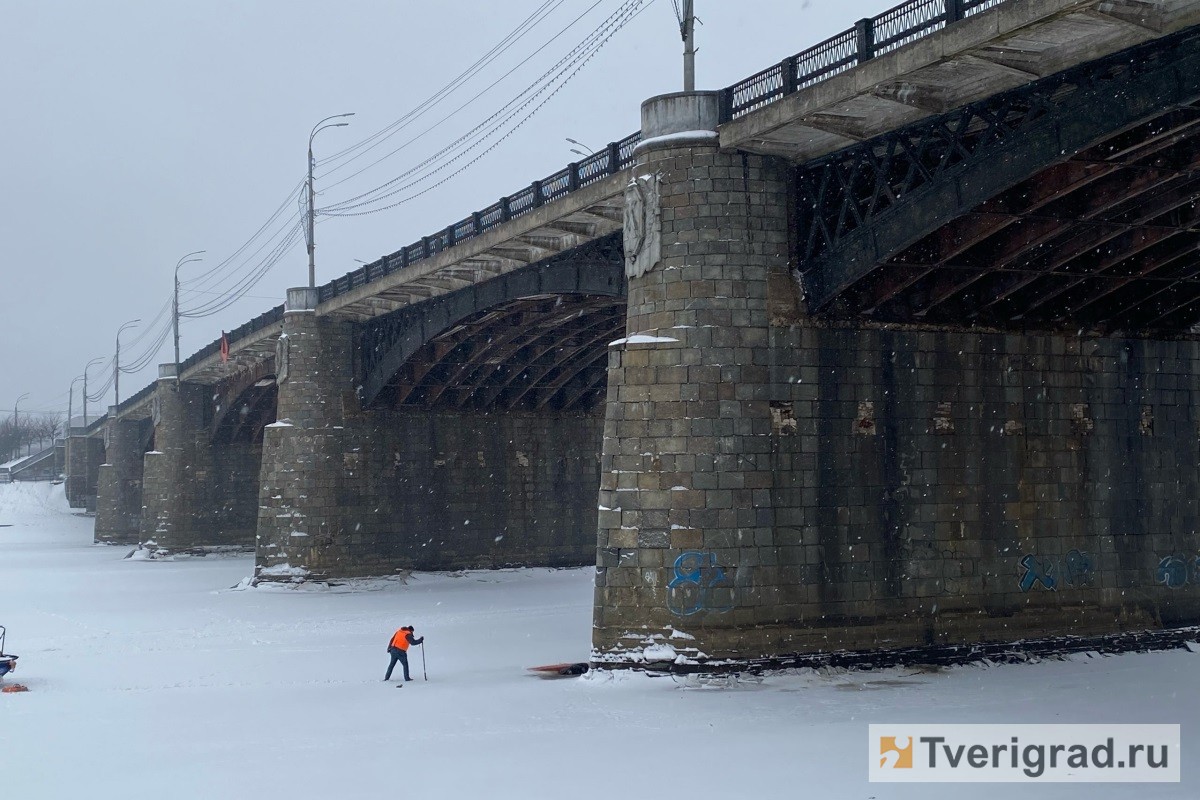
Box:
[1156,555,1200,589]
[667,551,735,616]
[1018,549,1093,592]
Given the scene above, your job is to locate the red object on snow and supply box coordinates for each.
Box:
[527,662,589,678]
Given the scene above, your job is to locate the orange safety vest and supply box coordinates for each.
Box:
[389,629,411,651]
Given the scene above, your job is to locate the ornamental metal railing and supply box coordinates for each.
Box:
[721,0,1009,119]
[316,132,641,304]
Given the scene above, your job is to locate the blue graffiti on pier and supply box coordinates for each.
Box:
[1018,549,1093,592]
[1155,555,1200,588]
[667,551,736,616]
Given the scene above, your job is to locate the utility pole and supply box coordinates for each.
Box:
[173,251,205,373]
[307,113,354,288]
[682,0,696,92]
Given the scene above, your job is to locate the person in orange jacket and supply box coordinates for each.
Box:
[384,625,424,682]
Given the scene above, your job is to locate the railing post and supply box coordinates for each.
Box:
[607,141,621,173]
[780,55,799,96]
[472,211,482,235]
[946,0,963,23]
[855,17,875,62]
[568,163,580,192]
[422,236,431,259]
[446,224,456,248]
[500,197,511,222]
[719,87,734,122]
[531,179,544,209]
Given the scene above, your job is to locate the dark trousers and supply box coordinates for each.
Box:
[385,646,411,680]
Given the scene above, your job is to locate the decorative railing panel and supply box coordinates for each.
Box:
[796,29,859,90]
[874,0,948,56]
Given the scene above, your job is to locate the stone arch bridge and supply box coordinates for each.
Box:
[70,0,1200,665]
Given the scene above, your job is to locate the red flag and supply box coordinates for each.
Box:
[220,331,229,363]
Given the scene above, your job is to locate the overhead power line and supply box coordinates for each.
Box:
[320,0,654,218]
[315,0,571,174]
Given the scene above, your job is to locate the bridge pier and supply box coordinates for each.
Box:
[255,287,356,579]
[593,89,1200,667]
[254,288,601,582]
[94,412,149,545]
[139,365,257,552]
[64,433,104,510]
[593,92,791,660]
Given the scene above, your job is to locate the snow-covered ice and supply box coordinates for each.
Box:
[1,481,1196,798]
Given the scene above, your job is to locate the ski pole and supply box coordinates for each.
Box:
[421,642,427,681]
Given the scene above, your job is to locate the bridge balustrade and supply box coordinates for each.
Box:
[723,0,1011,119]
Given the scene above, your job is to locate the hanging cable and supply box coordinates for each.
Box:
[316,0,569,173]
[318,0,628,205]
[179,182,305,302]
[180,220,305,318]
[321,0,653,218]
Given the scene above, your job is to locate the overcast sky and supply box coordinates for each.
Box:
[2,0,898,422]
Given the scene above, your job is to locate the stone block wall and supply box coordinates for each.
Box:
[140,380,260,550]
[65,435,104,510]
[257,304,601,580]
[258,409,600,577]
[756,326,1200,654]
[597,312,1200,662]
[94,417,149,544]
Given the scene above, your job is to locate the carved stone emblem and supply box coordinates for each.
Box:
[151,395,161,427]
[276,335,290,385]
[624,173,662,279]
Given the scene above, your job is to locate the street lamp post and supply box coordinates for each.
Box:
[12,393,29,459]
[173,250,206,372]
[82,357,104,426]
[13,392,29,429]
[307,112,354,288]
[114,319,141,409]
[566,138,594,157]
[68,375,84,434]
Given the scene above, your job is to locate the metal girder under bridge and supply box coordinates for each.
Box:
[795,27,1200,332]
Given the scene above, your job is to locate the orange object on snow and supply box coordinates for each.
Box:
[1,683,29,693]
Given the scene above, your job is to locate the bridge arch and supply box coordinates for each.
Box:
[210,359,278,445]
[359,232,625,409]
